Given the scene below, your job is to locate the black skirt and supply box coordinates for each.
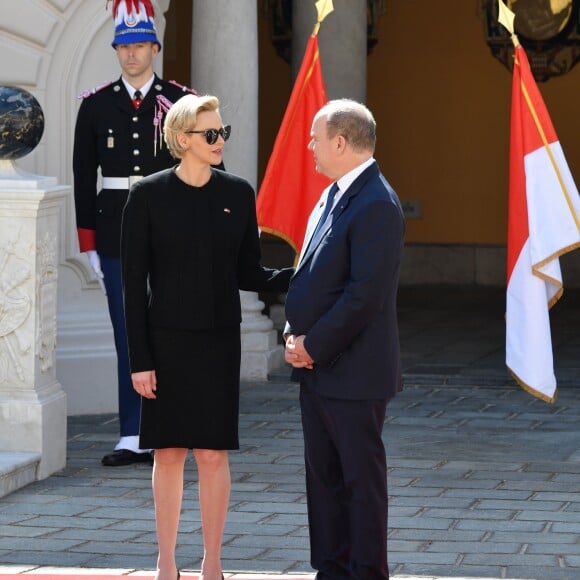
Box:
[139,326,241,450]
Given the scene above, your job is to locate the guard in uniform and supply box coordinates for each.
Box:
[73,0,205,466]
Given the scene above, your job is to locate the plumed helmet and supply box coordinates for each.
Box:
[110,0,162,50]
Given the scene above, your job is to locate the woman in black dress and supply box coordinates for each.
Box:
[121,94,292,580]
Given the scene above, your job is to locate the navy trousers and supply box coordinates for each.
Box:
[300,385,389,580]
[100,255,140,438]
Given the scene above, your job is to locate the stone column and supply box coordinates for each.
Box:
[292,0,367,101]
[191,0,284,379]
[0,161,68,492]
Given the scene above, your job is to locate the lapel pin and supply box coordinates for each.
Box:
[224,208,231,213]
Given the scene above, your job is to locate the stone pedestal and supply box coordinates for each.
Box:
[239,291,285,380]
[0,160,67,489]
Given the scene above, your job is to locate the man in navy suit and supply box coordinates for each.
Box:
[284,99,405,579]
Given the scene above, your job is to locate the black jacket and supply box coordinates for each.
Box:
[73,75,197,256]
[121,167,293,372]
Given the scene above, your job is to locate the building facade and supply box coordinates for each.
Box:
[1,0,579,415]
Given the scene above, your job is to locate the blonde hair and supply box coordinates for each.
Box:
[164,94,220,159]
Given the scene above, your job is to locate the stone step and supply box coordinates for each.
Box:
[0,451,40,499]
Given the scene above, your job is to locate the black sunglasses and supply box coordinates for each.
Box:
[185,125,231,145]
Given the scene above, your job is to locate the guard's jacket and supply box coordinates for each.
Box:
[73,75,197,256]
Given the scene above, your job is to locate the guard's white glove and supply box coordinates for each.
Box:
[87,250,106,295]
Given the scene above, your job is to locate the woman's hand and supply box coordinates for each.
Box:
[132,370,157,399]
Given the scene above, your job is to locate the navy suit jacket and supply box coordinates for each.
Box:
[285,161,405,400]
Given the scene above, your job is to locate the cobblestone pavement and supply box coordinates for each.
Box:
[0,379,579,580]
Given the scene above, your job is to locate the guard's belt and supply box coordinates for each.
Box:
[102,176,143,190]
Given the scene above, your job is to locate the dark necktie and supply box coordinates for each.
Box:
[312,182,339,239]
[133,90,143,109]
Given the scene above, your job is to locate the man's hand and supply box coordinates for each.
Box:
[285,334,314,369]
[131,370,157,399]
[86,250,106,294]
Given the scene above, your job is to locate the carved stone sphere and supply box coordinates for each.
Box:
[0,85,44,160]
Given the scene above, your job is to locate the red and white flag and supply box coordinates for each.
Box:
[506,44,580,403]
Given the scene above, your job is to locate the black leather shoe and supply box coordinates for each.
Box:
[101,449,153,467]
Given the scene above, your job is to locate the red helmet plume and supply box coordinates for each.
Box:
[111,0,155,19]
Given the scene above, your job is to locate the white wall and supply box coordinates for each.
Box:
[0,0,168,414]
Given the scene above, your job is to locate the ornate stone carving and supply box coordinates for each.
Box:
[0,230,32,383]
[36,233,57,372]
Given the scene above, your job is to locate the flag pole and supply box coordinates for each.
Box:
[497,0,580,234]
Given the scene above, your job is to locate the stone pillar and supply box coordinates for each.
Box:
[191,0,284,379]
[0,161,68,490]
[191,0,258,183]
[293,0,367,102]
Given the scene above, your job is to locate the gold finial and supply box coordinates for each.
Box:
[497,0,520,47]
[312,0,334,36]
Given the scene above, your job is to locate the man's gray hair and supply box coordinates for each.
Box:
[317,99,376,152]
